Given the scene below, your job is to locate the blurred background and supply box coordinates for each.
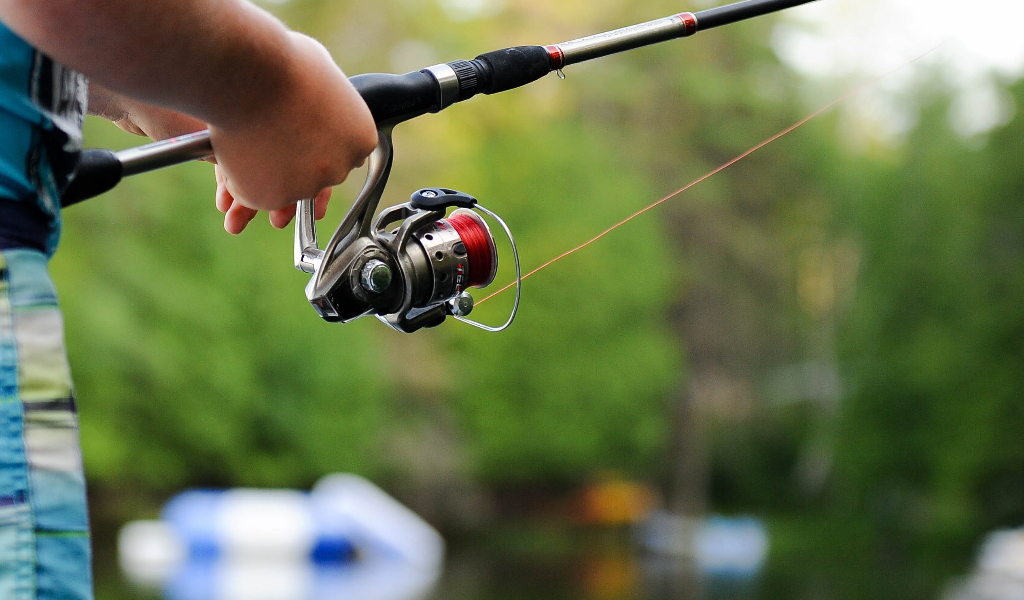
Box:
[53,0,1024,598]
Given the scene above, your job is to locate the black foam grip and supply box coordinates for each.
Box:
[61,149,123,208]
[351,71,440,125]
[473,46,552,95]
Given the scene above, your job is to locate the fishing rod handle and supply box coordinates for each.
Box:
[118,130,213,176]
[61,0,820,207]
[349,44,554,125]
[63,49,549,207]
[62,130,212,207]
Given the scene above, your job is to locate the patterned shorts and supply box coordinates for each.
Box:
[0,249,92,600]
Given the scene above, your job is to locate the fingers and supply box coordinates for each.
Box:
[268,187,332,229]
[216,165,332,234]
[216,166,257,234]
[314,187,332,220]
[269,204,297,229]
[224,202,259,235]
[215,166,232,213]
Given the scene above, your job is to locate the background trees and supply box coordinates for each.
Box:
[54,1,1024,598]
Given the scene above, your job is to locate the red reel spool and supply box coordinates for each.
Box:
[445,209,498,289]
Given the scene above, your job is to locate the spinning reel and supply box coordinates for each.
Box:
[293,128,520,333]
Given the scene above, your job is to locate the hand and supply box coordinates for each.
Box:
[207,32,378,221]
[90,84,307,233]
[90,44,376,236]
[90,87,336,233]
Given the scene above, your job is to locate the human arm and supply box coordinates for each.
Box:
[0,0,377,222]
[87,82,329,232]
[87,82,206,141]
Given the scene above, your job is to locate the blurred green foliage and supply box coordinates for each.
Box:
[45,0,1024,598]
[57,0,695,512]
[826,81,1024,595]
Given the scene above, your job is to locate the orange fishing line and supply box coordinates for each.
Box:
[477,44,944,307]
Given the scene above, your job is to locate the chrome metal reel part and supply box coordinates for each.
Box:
[292,128,521,334]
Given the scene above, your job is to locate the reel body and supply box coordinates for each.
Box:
[294,129,519,334]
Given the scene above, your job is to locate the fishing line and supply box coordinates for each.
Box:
[477,43,945,307]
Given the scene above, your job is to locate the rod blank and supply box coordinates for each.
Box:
[695,0,819,31]
[548,0,819,69]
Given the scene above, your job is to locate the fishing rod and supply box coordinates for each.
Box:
[61,0,820,333]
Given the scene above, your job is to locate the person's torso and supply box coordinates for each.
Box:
[0,21,87,255]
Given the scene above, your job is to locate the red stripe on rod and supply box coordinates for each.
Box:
[678,12,698,37]
[545,45,565,70]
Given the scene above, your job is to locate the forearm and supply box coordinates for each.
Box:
[88,81,208,140]
[1,0,377,215]
[0,0,293,129]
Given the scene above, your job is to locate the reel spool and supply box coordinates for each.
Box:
[294,129,520,334]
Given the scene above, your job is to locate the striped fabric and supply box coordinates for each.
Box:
[0,249,92,600]
[0,21,88,255]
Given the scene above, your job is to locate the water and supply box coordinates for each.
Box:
[96,529,967,600]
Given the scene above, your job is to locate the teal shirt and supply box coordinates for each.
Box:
[0,21,87,255]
